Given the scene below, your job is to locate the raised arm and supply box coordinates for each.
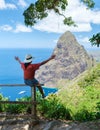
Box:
[15,56,21,64]
[40,55,55,66]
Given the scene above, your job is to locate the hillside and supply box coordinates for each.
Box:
[57,63,100,121]
[58,62,100,90]
[0,63,100,130]
[87,49,100,62]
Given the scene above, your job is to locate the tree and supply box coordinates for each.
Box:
[89,33,100,47]
[23,0,95,27]
[23,0,99,47]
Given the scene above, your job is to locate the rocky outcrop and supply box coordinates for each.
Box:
[0,119,100,130]
[36,31,94,87]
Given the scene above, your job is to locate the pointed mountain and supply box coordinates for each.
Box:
[36,31,94,87]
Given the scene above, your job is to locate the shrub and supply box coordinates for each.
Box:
[38,94,71,120]
[0,94,8,112]
[74,109,97,121]
[96,102,100,119]
[58,64,100,121]
[6,96,31,114]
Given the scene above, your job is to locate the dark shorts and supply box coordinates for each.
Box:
[24,78,39,87]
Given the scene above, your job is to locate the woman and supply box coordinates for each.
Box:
[15,54,55,98]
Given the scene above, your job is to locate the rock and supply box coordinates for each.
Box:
[0,119,100,130]
[36,31,94,87]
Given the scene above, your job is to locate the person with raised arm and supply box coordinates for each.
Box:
[15,54,55,98]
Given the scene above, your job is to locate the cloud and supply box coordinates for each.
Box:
[91,11,100,24]
[34,18,92,33]
[76,35,96,49]
[14,24,32,33]
[34,0,100,33]
[78,36,90,44]
[0,0,16,9]
[0,23,33,33]
[18,0,27,8]
[0,25,13,31]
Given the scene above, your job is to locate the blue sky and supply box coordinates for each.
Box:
[0,0,100,50]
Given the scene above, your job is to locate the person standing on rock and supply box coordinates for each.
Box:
[15,54,55,98]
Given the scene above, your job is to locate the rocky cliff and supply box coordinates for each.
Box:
[36,31,94,87]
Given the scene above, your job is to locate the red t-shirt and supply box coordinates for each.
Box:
[21,63,41,79]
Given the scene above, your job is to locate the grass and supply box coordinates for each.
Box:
[57,63,100,121]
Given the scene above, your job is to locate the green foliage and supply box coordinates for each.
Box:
[74,109,97,121]
[96,102,100,119]
[23,0,73,26]
[0,94,9,112]
[7,104,25,114]
[72,86,100,121]
[38,94,71,120]
[23,0,94,27]
[0,92,71,120]
[6,96,31,114]
[0,63,99,121]
[89,33,100,47]
[82,0,95,8]
[78,64,100,88]
[64,17,77,27]
[59,63,100,121]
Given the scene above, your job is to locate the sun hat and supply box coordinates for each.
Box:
[24,54,34,63]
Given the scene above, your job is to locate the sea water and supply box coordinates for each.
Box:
[0,48,57,100]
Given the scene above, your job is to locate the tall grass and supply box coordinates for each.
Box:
[58,63,100,121]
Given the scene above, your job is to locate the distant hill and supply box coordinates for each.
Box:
[87,49,100,62]
[58,63,100,91]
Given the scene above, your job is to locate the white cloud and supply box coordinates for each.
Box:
[0,24,32,33]
[91,11,100,24]
[34,12,92,33]
[34,0,100,33]
[0,25,13,31]
[0,0,16,9]
[76,35,97,49]
[78,36,90,44]
[14,24,32,33]
[18,0,27,7]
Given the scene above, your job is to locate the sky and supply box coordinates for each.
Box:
[0,0,100,50]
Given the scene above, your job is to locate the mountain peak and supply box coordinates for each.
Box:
[36,31,94,87]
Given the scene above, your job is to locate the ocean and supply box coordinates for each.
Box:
[0,48,57,101]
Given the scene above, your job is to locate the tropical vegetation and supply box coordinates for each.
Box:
[0,63,100,121]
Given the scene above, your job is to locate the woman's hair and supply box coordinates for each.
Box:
[24,62,32,68]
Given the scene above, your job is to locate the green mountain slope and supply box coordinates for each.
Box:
[58,63,100,121]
